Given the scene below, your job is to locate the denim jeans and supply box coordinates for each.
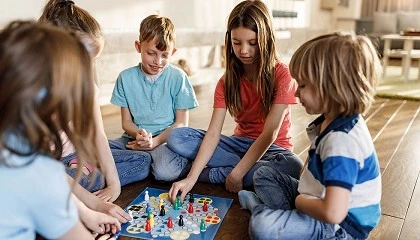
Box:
[109,136,152,186]
[62,152,105,192]
[250,165,356,240]
[151,127,303,185]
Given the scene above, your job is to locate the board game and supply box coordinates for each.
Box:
[118,187,233,240]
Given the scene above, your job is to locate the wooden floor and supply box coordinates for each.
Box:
[103,82,420,240]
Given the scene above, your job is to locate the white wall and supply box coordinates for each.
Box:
[0,0,241,30]
[0,0,334,31]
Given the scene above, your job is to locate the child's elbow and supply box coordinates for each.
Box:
[323,209,347,224]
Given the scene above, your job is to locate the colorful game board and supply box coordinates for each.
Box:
[119,187,233,240]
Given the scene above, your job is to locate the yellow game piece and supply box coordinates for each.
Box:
[159,199,164,209]
[150,213,155,227]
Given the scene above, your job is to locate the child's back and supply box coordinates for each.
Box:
[0,147,77,239]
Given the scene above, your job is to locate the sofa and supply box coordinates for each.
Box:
[356,11,420,54]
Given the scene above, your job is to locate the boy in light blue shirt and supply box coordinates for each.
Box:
[109,14,198,185]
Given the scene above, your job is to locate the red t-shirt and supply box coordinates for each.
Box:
[213,62,297,150]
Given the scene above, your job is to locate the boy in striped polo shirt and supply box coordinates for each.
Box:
[239,32,382,240]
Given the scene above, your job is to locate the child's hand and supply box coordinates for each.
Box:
[95,201,132,223]
[80,208,121,235]
[136,129,153,148]
[225,172,243,193]
[94,185,121,202]
[126,129,154,150]
[169,177,196,203]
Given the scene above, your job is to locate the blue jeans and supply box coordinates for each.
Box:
[62,152,105,192]
[109,136,152,186]
[250,165,356,240]
[151,127,303,185]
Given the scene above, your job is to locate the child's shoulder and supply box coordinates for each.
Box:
[166,63,188,78]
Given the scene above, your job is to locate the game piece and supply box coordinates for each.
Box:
[203,201,208,212]
[150,213,155,227]
[159,198,164,209]
[146,203,151,214]
[159,205,165,216]
[178,215,184,226]
[173,199,179,210]
[189,193,194,203]
[145,219,151,232]
[200,219,206,232]
[167,216,174,229]
[176,196,182,209]
[128,210,134,223]
[188,202,194,213]
[145,190,149,201]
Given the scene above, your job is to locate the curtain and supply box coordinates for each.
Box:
[362,0,420,17]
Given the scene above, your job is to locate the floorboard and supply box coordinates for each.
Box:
[368,215,403,240]
[381,105,420,218]
[399,172,420,240]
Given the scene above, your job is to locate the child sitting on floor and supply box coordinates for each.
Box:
[0,20,120,240]
[239,32,382,239]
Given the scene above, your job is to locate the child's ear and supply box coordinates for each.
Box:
[171,48,177,55]
[135,40,141,53]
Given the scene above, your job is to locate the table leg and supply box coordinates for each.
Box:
[403,39,414,82]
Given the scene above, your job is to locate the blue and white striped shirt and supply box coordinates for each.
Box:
[298,114,381,239]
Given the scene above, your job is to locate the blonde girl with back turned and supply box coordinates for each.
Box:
[239,32,382,239]
[0,21,120,240]
[150,0,303,202]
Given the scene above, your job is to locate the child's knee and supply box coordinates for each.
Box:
[249,212,279,239]
[150,145,186,181]
[253,165,276,182]
[167,127,191,149]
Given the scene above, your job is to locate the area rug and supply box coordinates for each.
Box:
[376,66,420,101]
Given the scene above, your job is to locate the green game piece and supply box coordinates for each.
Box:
[200,219,206,232]
[176,196,182,208]
[173,199,179,210]
[147,211,152,220]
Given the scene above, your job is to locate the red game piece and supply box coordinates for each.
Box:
[188,202,194,213]
[202,201,208,212]
[145,219,151,231]
[167,217,174,229]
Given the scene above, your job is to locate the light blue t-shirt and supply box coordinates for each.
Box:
[0,142,78,240]
[111,63,199,137]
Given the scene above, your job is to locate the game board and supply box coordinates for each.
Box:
[119,187,233,240]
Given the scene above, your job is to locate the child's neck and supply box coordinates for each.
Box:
[320,113,338,132]
[243,63,258,82]
[140,65,162,83]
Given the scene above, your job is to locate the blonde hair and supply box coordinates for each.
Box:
[139,14,176,51]
[0,21,98,175]
[39,0,104,58]
[224,0,278,118]
[289,32,382,116]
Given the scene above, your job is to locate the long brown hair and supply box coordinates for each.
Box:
[0,21,98,172]
[289,32,381,116]
[224,0,278,117]
[39,0,103,58]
